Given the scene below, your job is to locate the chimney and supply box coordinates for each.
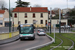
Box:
[30,6,31,11]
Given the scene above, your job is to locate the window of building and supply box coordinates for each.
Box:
[25,13,27,18]
[0,20,3,25]
[45,20,47,26]
[14,13,17,18]
[0,14,3,17]
[33,20,36,24]
[40,20,43,24]
[25,20,27,24]
[41,13,43,18]
[33,13,35,18]
[18,21,20,25]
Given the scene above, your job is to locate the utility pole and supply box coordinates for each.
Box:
[67,0,68,9]
[9,0,11,32]
[18,8,19,25]
[48,10,49,31]
[12,13,14,32]
[17,0,21,25]
[59,9,61,33]
[50,8,52,34]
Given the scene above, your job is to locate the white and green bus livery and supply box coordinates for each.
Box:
[18,24,35,40]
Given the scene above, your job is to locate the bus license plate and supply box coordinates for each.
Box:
[25,37,28,39]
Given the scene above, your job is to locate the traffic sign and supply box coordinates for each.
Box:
[56,24,59,27]
[48,22,50,26]
[33,20,37,23]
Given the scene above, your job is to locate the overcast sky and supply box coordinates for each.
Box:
[3,0,75,9]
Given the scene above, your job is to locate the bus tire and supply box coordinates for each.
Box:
[32,37,35,40]
[20,39,23,41]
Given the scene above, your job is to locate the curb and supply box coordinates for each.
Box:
[25,34,54,50]
[0,35,19,45]
[50,36,63,50]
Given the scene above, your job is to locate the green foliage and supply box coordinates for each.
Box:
[68,9,75,16]
[38,33,75,50]
[68,19,75,25]
[16,1,30,7]
[52,14,64,19]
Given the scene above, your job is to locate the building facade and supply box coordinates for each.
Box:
[12,7,48,27]
[0,10,10,27]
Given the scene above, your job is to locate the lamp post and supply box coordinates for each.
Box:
[12,12,14,32]
[59,9,61,33]
[17,0,21,25]
[18,8,19,25]
[48,10,49,32]
[67,0,68,9]
[50,8,52,34]
[9,0,11,32]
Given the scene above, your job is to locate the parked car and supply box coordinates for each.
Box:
[61,26,64,28]
[37,29,43,34]
[61,25,71,28]
[37,29,46,36]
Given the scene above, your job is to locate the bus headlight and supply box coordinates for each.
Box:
[20,34,23,37]
[30,34,34,37]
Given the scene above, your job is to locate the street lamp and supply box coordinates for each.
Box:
[59,9,61,33]
[9,0,11,32]
[18,8,19,25]
[50,8,52,34]
[67,0,68,9]
[17,0,21,25]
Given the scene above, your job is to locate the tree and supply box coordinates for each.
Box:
[52,14,64,19]
[16,0,30,7]
[69,9,75,16]
[0,0,7,9]
[66,9,75,19]
[33,4,41,7]
[67,9,75,25]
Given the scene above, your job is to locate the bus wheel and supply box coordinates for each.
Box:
[20,39,23,41]
[32,37,35,40]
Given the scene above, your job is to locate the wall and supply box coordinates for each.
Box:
[0,32,19,40]
[51,19,68,27]
[12,12,48,27]
[0,10,9,27]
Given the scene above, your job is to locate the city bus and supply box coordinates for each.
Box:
[18,24,35,40]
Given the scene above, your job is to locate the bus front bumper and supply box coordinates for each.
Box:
[20,36,35,39]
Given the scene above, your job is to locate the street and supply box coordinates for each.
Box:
[0,27,73,33]
[0,31,51,50]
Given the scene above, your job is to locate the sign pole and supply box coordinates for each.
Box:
[50,8,52,34]
[54,24,55,43]
[9,0,11,32]
[59,9,61,33]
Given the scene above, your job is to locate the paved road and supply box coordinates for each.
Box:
[0,27,73,33]
[0,33,51,50]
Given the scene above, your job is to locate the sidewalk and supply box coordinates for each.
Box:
[0,35,19,45]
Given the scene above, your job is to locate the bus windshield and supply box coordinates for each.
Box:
[21,27,33,34]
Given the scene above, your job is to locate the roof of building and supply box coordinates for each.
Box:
[12,7,48,12]
[0,10,5,14]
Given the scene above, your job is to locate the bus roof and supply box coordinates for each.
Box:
[20,24,33,27]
